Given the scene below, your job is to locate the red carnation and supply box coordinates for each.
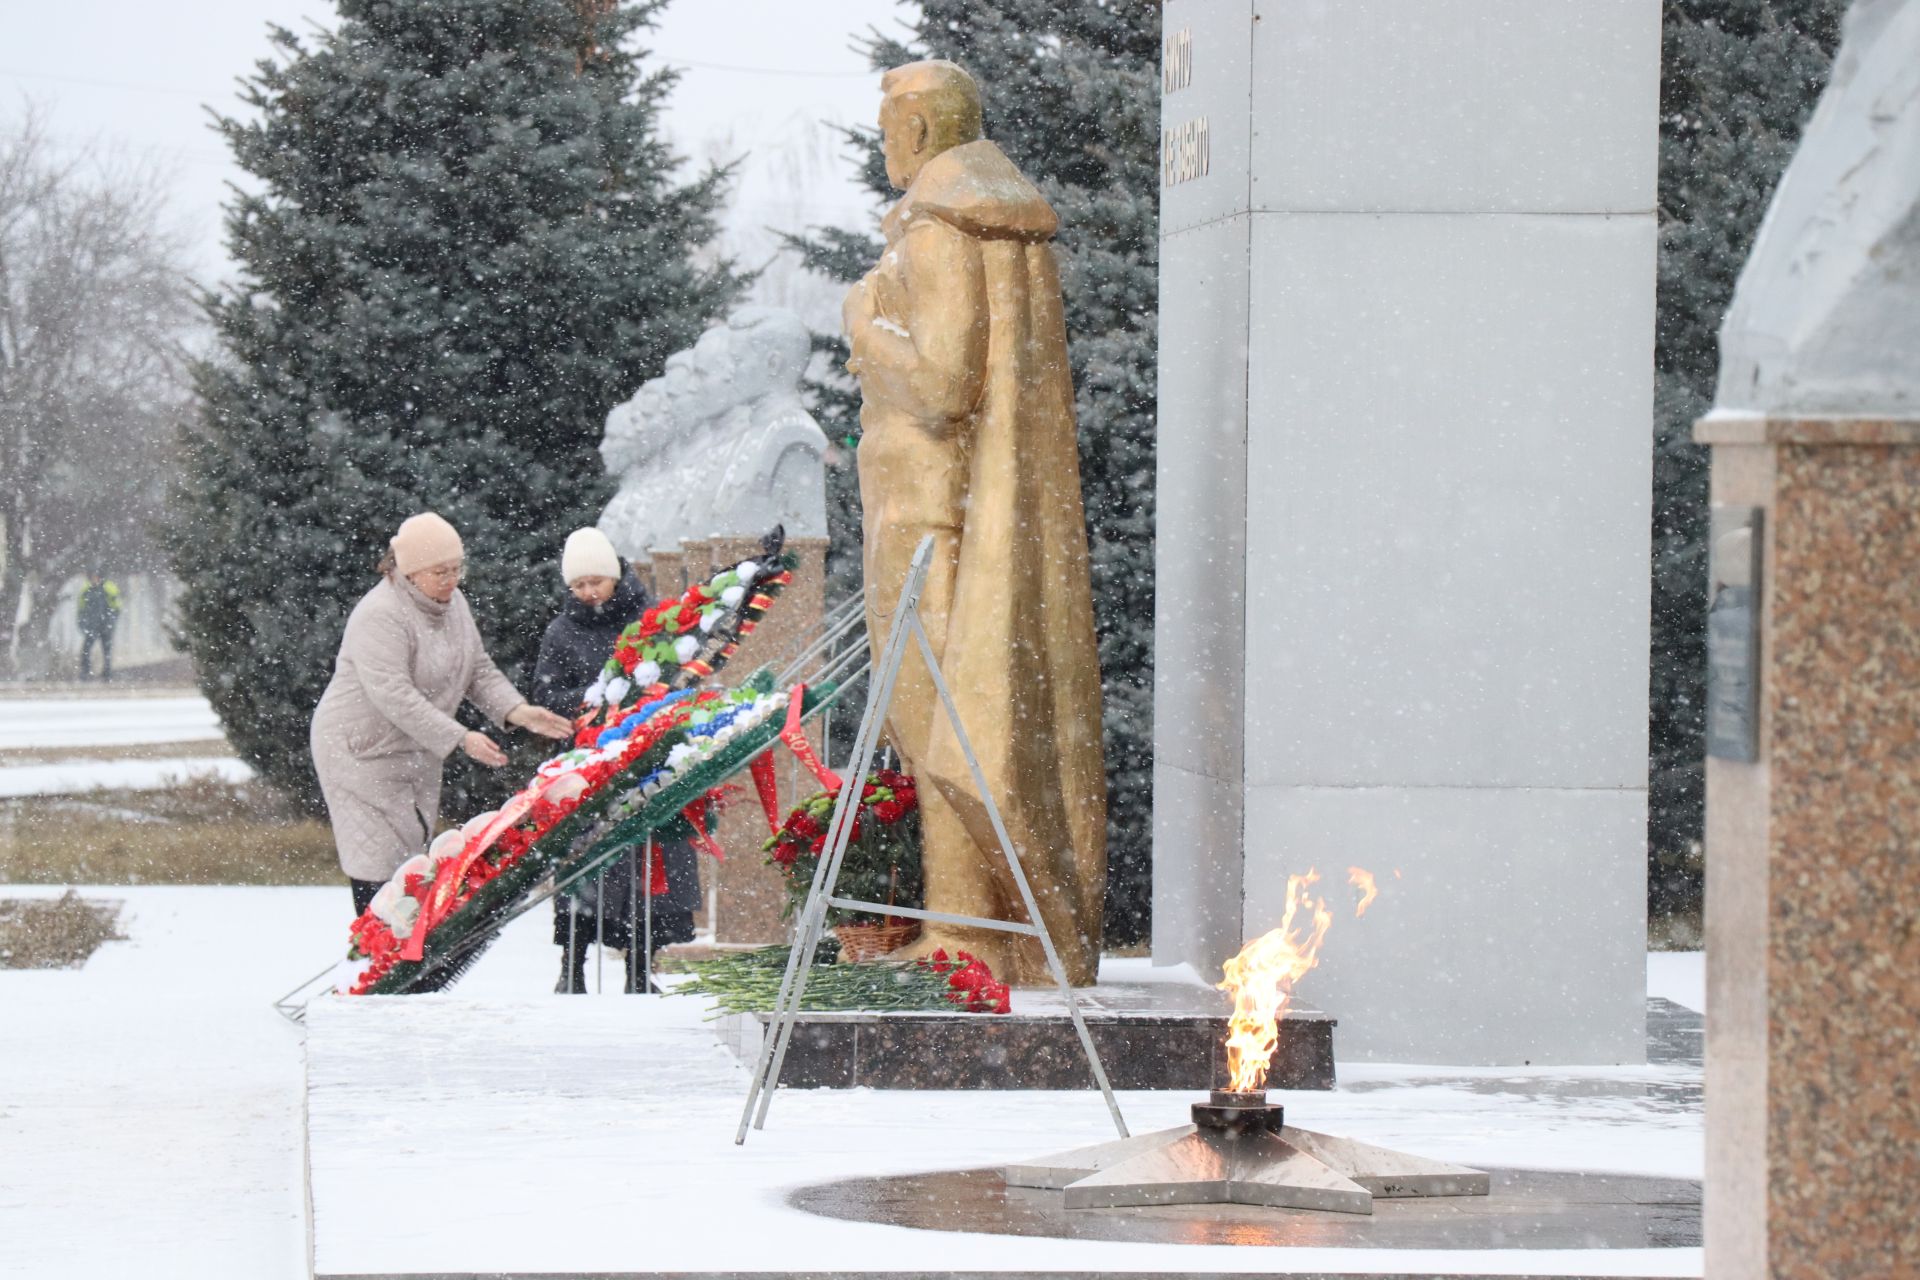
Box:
[871,799,907,825]
[948,961,991,995]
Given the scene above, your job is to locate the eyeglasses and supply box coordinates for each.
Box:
[418,562,465,584]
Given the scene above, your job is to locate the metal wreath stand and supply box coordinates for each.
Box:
[736,534,1129,1144]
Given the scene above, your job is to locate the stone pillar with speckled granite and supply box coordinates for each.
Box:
[1696,4,1920,1276]
[697,533,829,945]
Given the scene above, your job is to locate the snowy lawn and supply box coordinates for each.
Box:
[0,883,1705,1279]
[0,756,254,798]
[0,694,248,799]
[0,696,224,751]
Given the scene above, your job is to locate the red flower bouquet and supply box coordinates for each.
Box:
[765,769,923,936]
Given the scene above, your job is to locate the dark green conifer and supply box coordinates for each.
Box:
[1650,0,1844,921]
[172,0,743,813]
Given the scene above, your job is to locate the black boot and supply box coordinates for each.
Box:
[624,944,664,995]
[556,924,589,994]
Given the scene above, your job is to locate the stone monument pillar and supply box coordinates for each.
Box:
[598,307,832,943]
[1151,0,1660,1062]
[1694,4,1920,1276]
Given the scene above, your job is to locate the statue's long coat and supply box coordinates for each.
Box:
[851,139,1108,982]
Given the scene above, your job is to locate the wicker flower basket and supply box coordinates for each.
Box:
[833,920,921,963]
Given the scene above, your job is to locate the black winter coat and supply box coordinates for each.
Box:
[532,566,703,919]
[530,568,649,715]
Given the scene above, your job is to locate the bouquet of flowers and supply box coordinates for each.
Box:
[580,553,793,729]
[765,769,923,955]
[674,941,1010,1015]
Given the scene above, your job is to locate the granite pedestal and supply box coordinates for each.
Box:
[1693,6,1920,1274]
[716,976,1336,1091]
[1694,414,1920,1280]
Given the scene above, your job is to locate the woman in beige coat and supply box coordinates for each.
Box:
[311,512,572,914]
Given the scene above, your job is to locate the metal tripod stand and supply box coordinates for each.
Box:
[736,535,1128,1144]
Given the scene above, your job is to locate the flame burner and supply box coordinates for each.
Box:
[1006,1089,1490,1216]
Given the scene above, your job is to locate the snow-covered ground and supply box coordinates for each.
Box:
[0,693,250,797]
[0,756,254,798]
[0,881,1706,1279]
[0,696,224,750]
[1646,950,1706,1014]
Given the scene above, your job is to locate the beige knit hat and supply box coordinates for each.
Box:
[561,527,621,584]
[390,512,463,576]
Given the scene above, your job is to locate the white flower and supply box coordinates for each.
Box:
[631,660,660,687]
[720,585,745,608]
[665,743,700,770]
[333,957,371,994]
[583,674,608,707]
[541,772,590,807]
[673,635,700,664]
[604,676,632,705]
[371,881,419,934]
[698,608,721,633]
[734,559,759,582]
[427,830,464,863]
[397,854,434,883]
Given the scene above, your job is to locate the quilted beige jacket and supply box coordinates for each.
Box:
[310,575,525,881]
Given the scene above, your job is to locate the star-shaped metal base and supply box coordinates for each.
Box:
[1006,1095,1489,1215]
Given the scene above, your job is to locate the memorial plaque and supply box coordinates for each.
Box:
[1706,506,1763,762]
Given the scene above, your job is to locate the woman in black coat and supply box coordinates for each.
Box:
[534,528,701,993]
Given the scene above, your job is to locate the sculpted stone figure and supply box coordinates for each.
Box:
[844,60,1107,985]
[598,309,828,559]
[704,308,830,540]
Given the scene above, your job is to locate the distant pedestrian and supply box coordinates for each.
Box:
[76,571,121,681]
[532,527,700,993]
[311,512,575,918]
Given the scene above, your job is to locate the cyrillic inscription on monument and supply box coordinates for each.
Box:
[1162,25,1209,188]
[1162,25,1193,92]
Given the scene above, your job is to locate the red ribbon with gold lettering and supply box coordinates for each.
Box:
[680,795,726,862]
[748,751,782,834]
[778,683,841,791]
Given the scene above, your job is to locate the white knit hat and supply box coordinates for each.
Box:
[561,527,621,584]
[390,512,463,576]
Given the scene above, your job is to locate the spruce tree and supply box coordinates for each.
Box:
[171,0,742,813]
[1650,0,1843,923]
[791,0,1159,942]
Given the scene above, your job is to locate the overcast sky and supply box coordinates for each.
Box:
[1,0,908,282]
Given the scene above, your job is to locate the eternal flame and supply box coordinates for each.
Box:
[843,59,1108,986]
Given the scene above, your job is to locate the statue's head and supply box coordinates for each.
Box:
[726,306,811,404]
[656,351,696,417]
[878,60,983,191]
[687,325,740,417]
